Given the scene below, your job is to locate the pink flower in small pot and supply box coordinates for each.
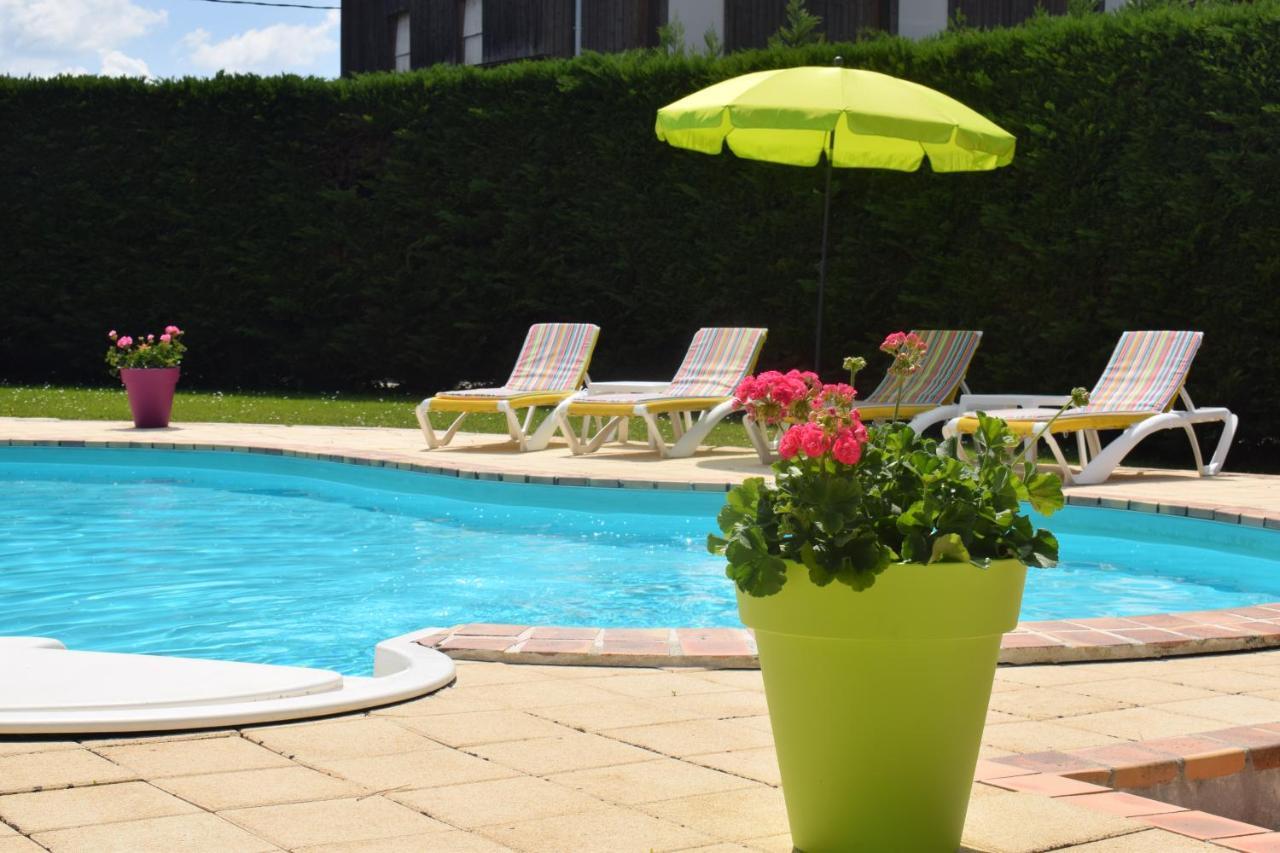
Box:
[160,333,171,343]
[117,336,133,348]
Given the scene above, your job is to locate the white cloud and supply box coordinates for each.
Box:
[0,0,165,52]
[0,0,163,77]
[183,10,337,74]
[99,49,150,77]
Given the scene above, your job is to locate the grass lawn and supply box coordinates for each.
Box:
[0,385,755,447]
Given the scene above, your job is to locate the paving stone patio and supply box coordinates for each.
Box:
[6,654,1280,851]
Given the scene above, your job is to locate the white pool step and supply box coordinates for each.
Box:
[0,631,454,734]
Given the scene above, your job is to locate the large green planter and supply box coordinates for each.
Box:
[737,559,1027,853]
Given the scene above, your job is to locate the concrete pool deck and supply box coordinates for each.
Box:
[4,417,1280,850]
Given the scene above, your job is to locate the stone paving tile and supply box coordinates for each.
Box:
[691,670,766,690]
[547,757,758,805]
[981,720,1126,754]
[475,804,714,853]
[995,666,1116,688]
[0,838,45,853]
[1054,677,1222,705]
[584,672,740,699]
[390,775,604,828]
[0,748,137,794]
[370,689,507,718]
[604,719,774,758]
[1056,829,1218,851]
[648,690,771,720]
[304,747,519,790]
[1154,694,1280,726]
[95,734,292,778]
[0,781,198,834]
[452,661,562,687]
[467,731,656,775]
[391,709,574,747]
[528,699,703,732]
[688,747,782,786]
[988,687,1130,720]
[742,834,793,852]
[960,790,1143,852]
[221,797,450,850]
[294,831,518,852]
[1161,669,1280,694]
[244,717,441,761]
[32,812,280,853]
[639,786,789,842]
[0,740,79,757]
[1055,707,1226,741]
[151,765,366,811]
[459,680,624,709]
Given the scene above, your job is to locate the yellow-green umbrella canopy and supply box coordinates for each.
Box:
[655,66,1016,172]
[654,65,1016,370]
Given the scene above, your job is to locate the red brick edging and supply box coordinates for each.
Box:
[418,605,1280,669]
[977,722,1280,848]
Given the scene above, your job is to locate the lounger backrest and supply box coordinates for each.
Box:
[504,323,601,392]
[861,330,983,405]
[1088,330,1203,412]
[665,328,768,398]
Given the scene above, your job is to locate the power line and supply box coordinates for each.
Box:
[186,0,340,9]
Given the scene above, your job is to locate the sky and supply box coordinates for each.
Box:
[0,0,341,79]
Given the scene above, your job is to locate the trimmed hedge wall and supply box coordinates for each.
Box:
[2,3,1279,465]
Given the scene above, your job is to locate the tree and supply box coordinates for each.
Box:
[768,0,826,49]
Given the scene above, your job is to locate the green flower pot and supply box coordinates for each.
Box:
[737,559,1027,853]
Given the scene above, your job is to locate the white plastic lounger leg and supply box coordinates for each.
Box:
[638,409,669,456]
[743,417,774,464]
[1072,408,1239,485]
[522,405,565,452]
[499,402,527,452]
[667,399,739,459]
[416,400,468,450]
[550,398,584,455]
[1038,430,1075,484]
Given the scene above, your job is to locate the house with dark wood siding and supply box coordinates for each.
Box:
[340,0,1080,76]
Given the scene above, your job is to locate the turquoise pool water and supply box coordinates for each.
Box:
[3,447,1278,675]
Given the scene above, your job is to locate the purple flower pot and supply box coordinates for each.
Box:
[120,367,180,428]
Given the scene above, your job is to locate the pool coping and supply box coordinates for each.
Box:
[976,721,1280,848]
[6,434,1280,668]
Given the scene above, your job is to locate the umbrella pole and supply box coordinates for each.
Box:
[814,135,834,374]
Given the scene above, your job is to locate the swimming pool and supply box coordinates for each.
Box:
[3,447,1278,675]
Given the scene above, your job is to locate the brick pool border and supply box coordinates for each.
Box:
[975,721,1280,848]
[7,436,1280,668]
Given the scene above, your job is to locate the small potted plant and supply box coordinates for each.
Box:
[106,326,186,428]
[710,332,1084,852]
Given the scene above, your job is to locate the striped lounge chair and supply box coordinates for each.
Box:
[854,329,983,424]
[552,327,768,458]
[943,330,1237,485]
[415,322,600,452]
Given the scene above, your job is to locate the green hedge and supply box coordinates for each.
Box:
[2,3,1279,466]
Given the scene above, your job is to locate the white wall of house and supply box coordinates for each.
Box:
[668,0,724,53]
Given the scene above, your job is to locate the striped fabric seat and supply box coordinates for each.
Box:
[1082,330,1203,413]
[974,331,1205,427]
[579,328,768,405]
[437,323,599,398]
[861,330,982,406]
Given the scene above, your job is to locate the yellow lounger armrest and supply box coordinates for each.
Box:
[953,412,1156,437]
[430,392,575,414]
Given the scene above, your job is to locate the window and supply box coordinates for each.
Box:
[462,0,482,65]
[392,12,410,71]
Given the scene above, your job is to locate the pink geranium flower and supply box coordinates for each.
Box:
[160,333,171,343]
[116,336,133,348]
[165,325,181,336]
